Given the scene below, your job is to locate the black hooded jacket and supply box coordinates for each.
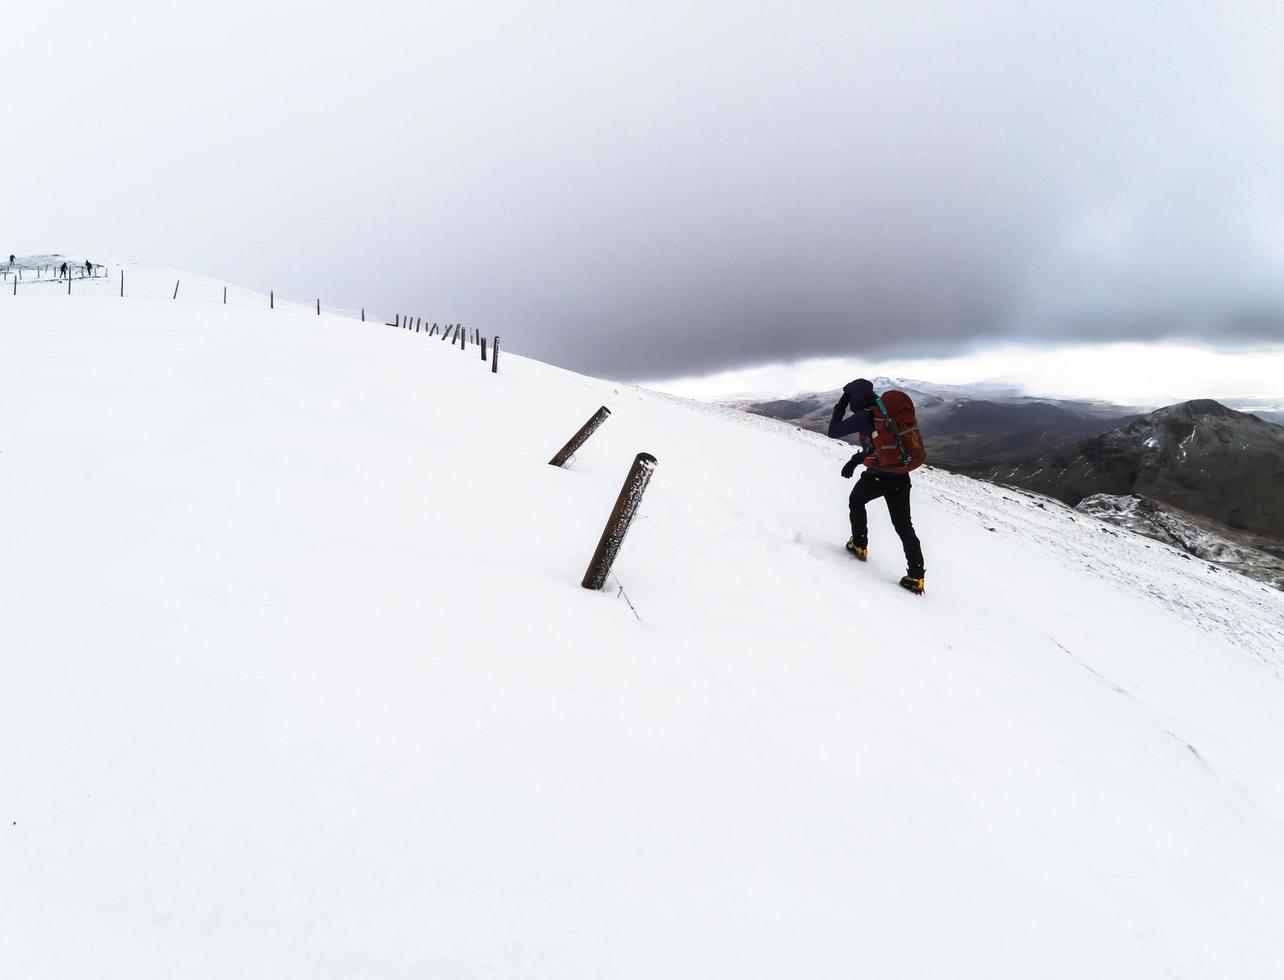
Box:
[827,378,876,441]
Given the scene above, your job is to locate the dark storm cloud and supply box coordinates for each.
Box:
[6,1,1284,380]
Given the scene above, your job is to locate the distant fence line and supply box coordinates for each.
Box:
[4,260,501,372]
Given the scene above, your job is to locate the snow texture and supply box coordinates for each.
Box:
[3,264,1284,978]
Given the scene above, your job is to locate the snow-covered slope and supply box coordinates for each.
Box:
[3,272,1284,978]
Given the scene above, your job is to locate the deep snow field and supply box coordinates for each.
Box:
[3,265,1284,978]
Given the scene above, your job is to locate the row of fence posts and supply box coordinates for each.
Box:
[544,405,658,595]
[384,313,501,374]
[93,274,467,352]
[12,266,501,372]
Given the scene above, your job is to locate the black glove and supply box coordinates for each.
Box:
[840,452,864,479]
[833,393,849,414]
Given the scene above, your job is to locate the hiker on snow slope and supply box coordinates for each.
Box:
[828,378,927,595]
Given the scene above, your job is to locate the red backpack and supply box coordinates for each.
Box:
[864,390,927,475]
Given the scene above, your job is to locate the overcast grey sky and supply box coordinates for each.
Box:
[5,1,1283,380]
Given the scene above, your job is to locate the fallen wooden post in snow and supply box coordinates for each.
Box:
[550,406,612,468]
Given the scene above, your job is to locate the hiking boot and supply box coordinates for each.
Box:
[846,538,868,561]
[899,575,925,595]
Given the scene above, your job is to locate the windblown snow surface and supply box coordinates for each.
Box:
[3,266,1284,979]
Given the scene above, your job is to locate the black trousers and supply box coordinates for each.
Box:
[849,471,925,577]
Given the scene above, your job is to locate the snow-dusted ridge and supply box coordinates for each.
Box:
[3,265,1284,978]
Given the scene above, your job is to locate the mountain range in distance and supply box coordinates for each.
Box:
[721,378,1284,589]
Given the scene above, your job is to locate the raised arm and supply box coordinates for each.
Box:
[827,395,874,440]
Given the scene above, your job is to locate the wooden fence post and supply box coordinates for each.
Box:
[581,453,658,590]
[224,286,227,305]
[270,290,274,309]
[481,336,487,360]
[317,299,321,315]
[173,280,180,299]
[120,270,124,296]
[361,308,365,322]
[550,406,612,467]
[492,336,500,373]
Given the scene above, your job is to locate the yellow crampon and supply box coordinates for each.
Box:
[846,538,868,561]
[899,575,925,596]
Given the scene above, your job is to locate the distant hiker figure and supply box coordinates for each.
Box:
[85,260,93,277]
[8,255,13,267]
[59,261,69,279]
[829,378,928,594]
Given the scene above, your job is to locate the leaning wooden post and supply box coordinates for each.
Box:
[550,406,612,467]
[582,453,658,590]
[270,290,274,309]
[491,336,500,373]
[480,336,487,360]
[173,280,180,299]
[120,269,124,296]
[223,286,227,305]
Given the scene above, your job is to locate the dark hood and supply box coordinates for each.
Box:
[844,378,876,409]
